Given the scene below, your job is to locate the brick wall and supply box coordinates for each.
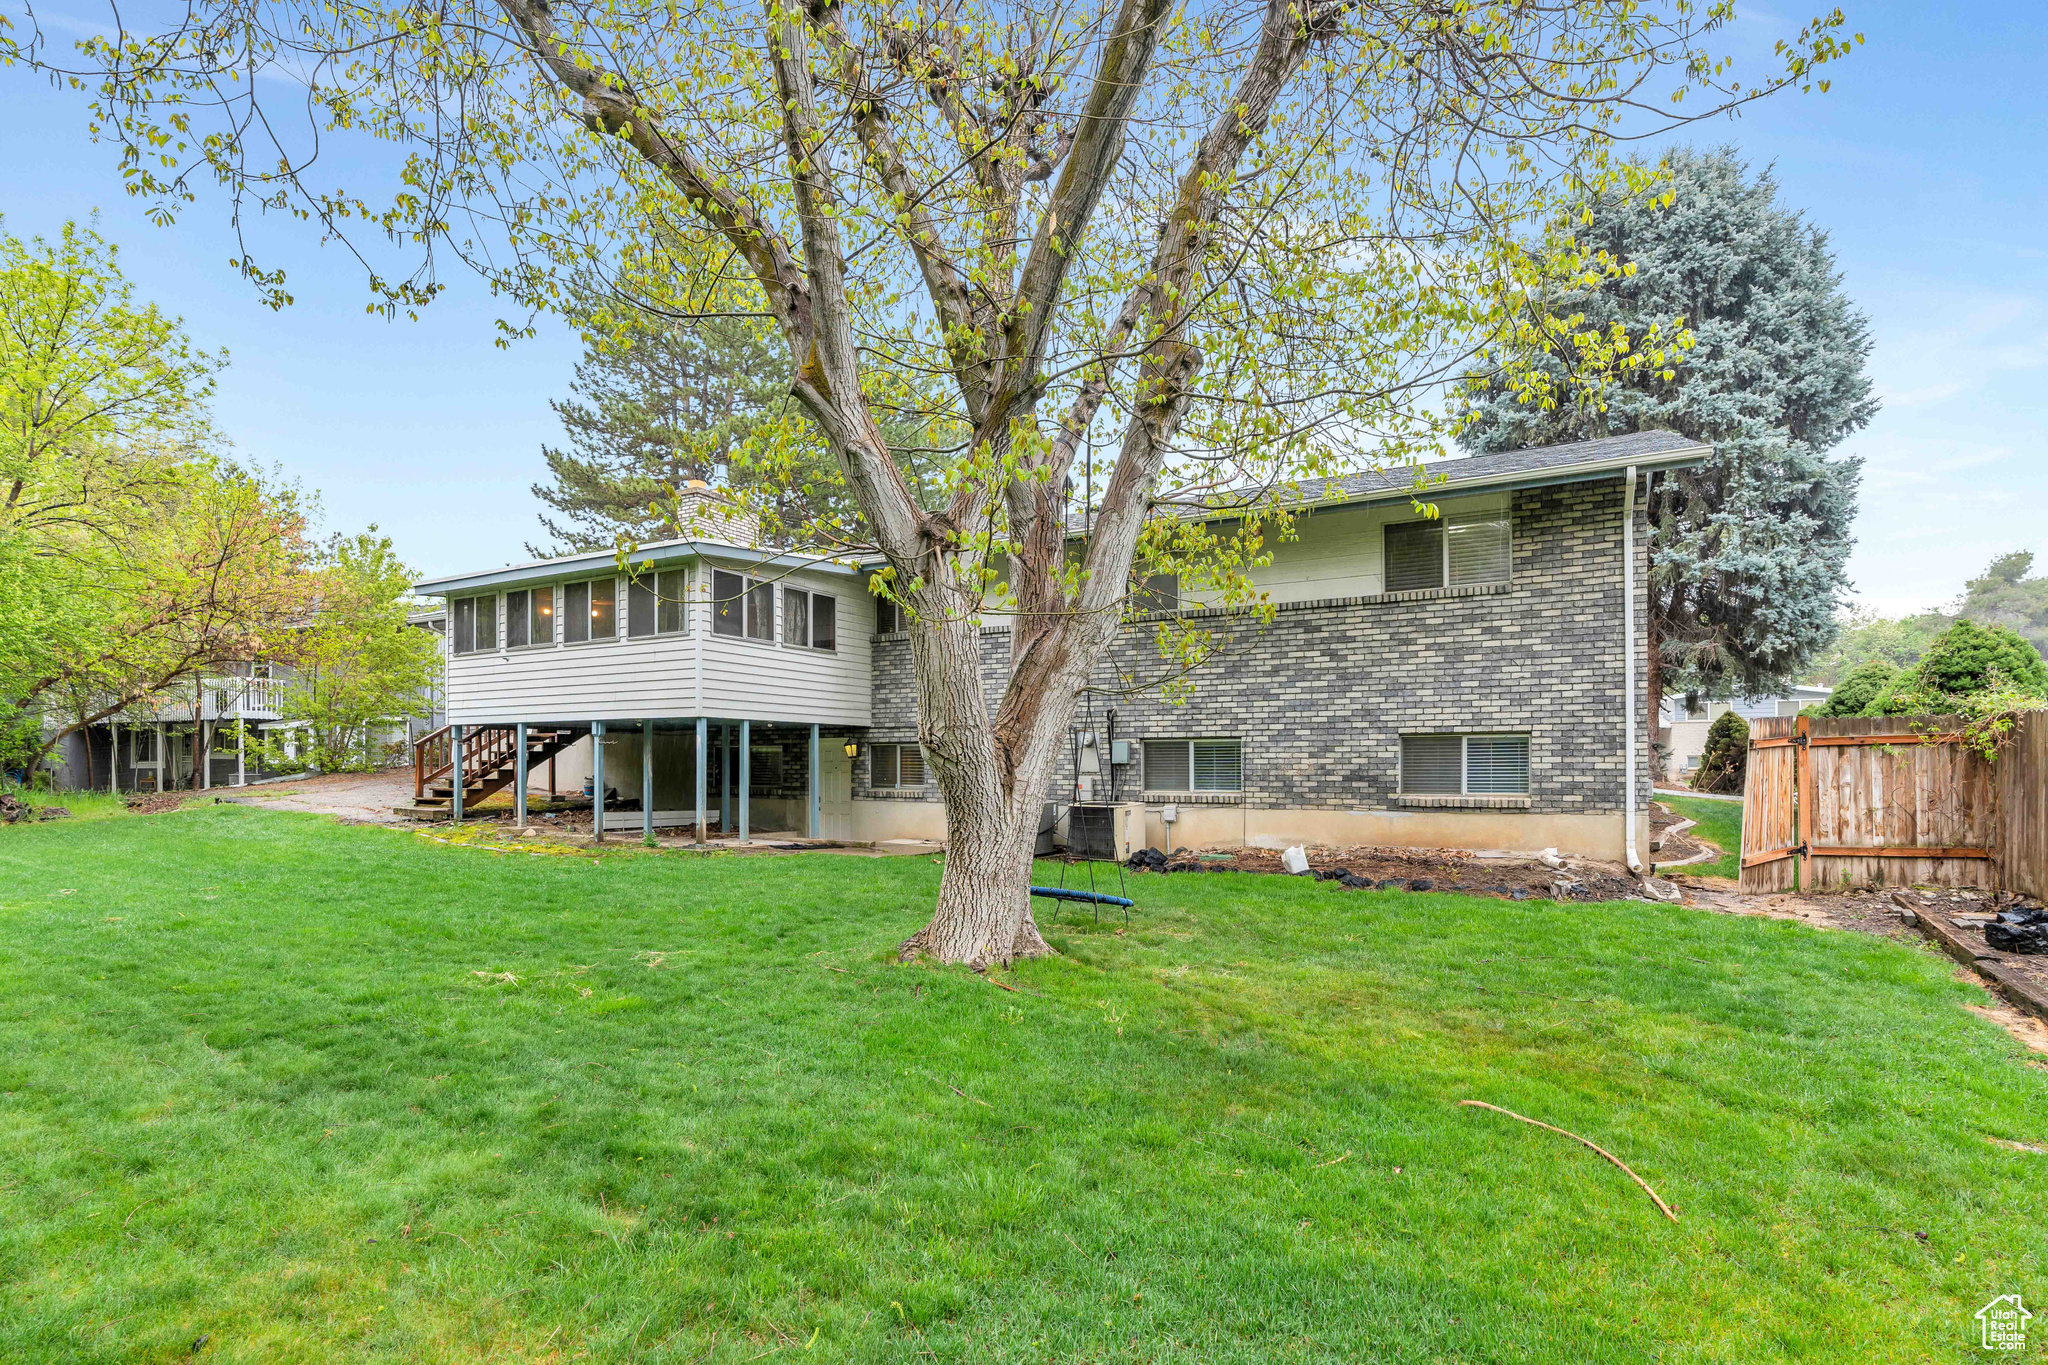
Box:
[862,478,1650,815]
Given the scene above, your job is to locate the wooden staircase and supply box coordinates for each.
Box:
[409,724,587,818]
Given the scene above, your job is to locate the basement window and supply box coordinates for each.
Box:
[871,742,927,789]
[1384,514,1512,592]
[1142,738,1242,793]
[1400,733,1530,796]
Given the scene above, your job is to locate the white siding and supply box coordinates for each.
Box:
[1185,492,1508,607]
[442,560,873,726]
[699,560,873,726]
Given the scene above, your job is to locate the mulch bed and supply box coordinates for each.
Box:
[1119,843,1651,902]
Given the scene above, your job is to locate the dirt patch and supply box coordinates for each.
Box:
[1119,843,1653,902]
[1648,802,1713,862]
[124,791,207,815]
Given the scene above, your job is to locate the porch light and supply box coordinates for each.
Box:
[843,741,859,759]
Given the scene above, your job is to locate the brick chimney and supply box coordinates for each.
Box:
[673,479,760,547]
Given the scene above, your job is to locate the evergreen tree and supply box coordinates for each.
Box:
[1958,550,2048,658]
[1460,148,1874,725]
[1816,659,1898,716]
[530,280,795,554]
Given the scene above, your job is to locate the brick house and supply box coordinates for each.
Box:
[410,430,1704,862]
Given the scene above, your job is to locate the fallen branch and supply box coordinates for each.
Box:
[987,978,1044,998]
[1458,1100,1679,1222]
[1309,1149,1351,1169]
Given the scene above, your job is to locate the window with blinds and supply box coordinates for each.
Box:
[1142,738,1242,792]
[871,742,927,788]
[1446,516,1511,586]
[1385,514,1511,592]
[875,597,904,634]
[1401,734,1530,795]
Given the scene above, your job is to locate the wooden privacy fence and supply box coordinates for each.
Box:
[1738,712,2046,895]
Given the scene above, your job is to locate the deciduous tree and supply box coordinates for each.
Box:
[278,531,442,771]
[11,0,1855,962]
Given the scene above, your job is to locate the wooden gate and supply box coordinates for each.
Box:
[1738,715,1998,893]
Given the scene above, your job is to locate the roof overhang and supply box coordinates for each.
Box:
[1302,442,1711,513]
[413,539,868,597]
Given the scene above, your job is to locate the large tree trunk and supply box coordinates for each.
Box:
[893,565,1101,966]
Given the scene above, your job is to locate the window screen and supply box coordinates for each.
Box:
[1400,734,1464,794]
[875,597,902,634]
[507,589,530,648]
[782,588,810,646]
[1384,521,1445,592]
[627,577,657,637]
[1135,573,1179,612]
[811,594,837,650]
[745,580,774,640]
[1143,739,1191,791]
[712,570,744,637]
[589,578,616,638]
[1447,516,1511,587]
[452,597,476,654]
[473,596,496,650]
[528,587,554,644]
[657,569,687,633]
[564,581,589,643]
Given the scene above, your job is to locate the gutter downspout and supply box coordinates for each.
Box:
[1622,465,1642,871]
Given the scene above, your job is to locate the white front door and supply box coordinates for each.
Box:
[819,750,853,840]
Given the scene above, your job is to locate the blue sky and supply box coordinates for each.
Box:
[2,0,2042,611]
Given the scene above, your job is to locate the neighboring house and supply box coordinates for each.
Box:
[412,430,1706,862]
[42,663,297,792]
[1658,686,1832,776]
[40,609,447,792]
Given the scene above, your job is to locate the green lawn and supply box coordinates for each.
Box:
[1659,795,1744,879]
[2,806,2043,1363]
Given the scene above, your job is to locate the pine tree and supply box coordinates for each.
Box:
[529,280,805,554]
[1459,148,1875,727]
[1958,551,2048,658]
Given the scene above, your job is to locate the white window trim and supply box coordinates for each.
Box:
[1387,513,1513,593]
[1399,732,1531,796]
[504,585,561,652]
[1141,737,1244,794]
[562,575,622,647]
[870,741,928,789]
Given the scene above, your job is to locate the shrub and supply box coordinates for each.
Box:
[1861,619,2048,716]
[1912,619,2048,697]
[1820,659,1899,716]
[1692,711,1749,794]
